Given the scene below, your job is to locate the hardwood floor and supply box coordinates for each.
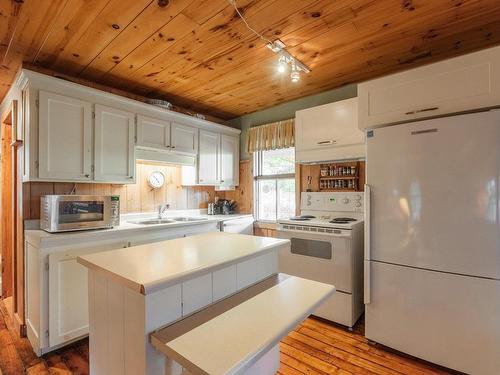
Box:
[0,301,456,375]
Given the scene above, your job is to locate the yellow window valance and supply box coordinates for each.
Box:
[247,119,294,153]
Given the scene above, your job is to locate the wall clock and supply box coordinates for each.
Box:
[147,171,165,189]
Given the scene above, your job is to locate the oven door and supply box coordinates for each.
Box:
[277,229,353,293]
[51,195,112,232]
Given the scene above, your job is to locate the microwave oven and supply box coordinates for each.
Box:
[40,195,120,233]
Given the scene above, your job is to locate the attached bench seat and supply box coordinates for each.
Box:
[151,273,336,375]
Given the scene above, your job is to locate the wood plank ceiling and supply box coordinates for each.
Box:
[1,0,500,119]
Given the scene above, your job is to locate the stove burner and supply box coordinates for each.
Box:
[289,215,316,221]
[329,217,357,224]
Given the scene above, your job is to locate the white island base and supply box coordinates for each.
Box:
[78,233,292,375]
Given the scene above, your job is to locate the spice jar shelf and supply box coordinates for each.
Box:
[320,176,358,180]
[319,161,361,191]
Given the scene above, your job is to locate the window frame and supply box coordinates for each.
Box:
[253,147,295,223]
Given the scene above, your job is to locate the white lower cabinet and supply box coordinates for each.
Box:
[94,104,135,183]
[182,273,213,316]
[48,245,122,348]
[212,265,237,302]
[25,223,219,355]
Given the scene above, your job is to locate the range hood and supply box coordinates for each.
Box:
[136,149,195,166]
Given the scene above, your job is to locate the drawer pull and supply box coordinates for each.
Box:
[405,106,439,115]
[316,140,336,145]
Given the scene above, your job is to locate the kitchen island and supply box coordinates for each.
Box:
[77,232,291,375]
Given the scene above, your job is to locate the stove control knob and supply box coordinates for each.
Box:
[355,202,362,208]
[343,198,350,204]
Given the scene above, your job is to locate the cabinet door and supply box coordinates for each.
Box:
[94,105,135,183]
[182,273,213,316]
[136,115,170,151]
[358,45,500,129]
[296,98,362,150]
[47,243,127,348]
[171,122,198,155]
[220,134,239,186]
[38,91,92,181]
[198,130,219,185]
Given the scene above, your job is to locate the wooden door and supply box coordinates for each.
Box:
[136,115,170,151]
[198,130,219,185]
[94,104,135,183]
[1,119,13,300]
[220,135,239,186]
[38,91,92,181]
[170,123,198,155]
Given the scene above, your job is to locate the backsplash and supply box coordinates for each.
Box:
[23,162,217,220]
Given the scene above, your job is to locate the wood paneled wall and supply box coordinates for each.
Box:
[216,160,253,215]
[23,161,253,220]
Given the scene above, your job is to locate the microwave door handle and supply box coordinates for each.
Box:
[364,184,371,305]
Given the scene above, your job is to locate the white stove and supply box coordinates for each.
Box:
[277,192,365,328]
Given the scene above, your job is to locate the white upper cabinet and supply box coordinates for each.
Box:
[38,91,92,181]
[94,104,135,183]
[295,97,364,162]
[358,45,500,129]
[198,130,220,185]
[220,134,239,186]
[13,69,240,184]
[136,115,170,151]
[171,122,198,155]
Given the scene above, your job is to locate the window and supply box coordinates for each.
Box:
[254,147,295,221]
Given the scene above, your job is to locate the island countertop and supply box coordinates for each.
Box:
[77,232,289,295]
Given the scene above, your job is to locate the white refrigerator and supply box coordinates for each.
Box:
[364,109,500,375]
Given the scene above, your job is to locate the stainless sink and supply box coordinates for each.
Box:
[170,217,208,222]
[128,219,176,225]
[128,217,207,225]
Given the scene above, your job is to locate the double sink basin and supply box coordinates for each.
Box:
[128,217,208,225]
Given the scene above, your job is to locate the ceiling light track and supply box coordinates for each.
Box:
[227,0,311,82]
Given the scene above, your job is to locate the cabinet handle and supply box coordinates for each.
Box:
[128,176,133,179]
[220,180,224,183]
[317,140,336,145]
[171,145,176,149]
[405,106,439,115]
[84,174,89,178]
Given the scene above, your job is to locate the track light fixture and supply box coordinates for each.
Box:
[228,0,311,83]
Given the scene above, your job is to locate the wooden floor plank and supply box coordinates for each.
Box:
[280,352,328,375]
[281,342,350,375]
[282,335,375,375]
[25,361,50,375]
[278,362,307,375]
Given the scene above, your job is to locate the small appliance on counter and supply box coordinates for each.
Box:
[208,199,238,215]
[40,195,120,233]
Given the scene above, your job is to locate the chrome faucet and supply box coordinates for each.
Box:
[158,203,170,219]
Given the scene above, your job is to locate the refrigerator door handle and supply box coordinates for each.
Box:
[364,184,371,304]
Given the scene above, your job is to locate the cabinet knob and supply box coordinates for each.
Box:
[220,180,224,183]
[171,146,176,149]
[84,174,89,178]
[129,176,133,179]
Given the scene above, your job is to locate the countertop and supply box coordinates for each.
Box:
[25,211,254,248]
[77,232,289,295]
